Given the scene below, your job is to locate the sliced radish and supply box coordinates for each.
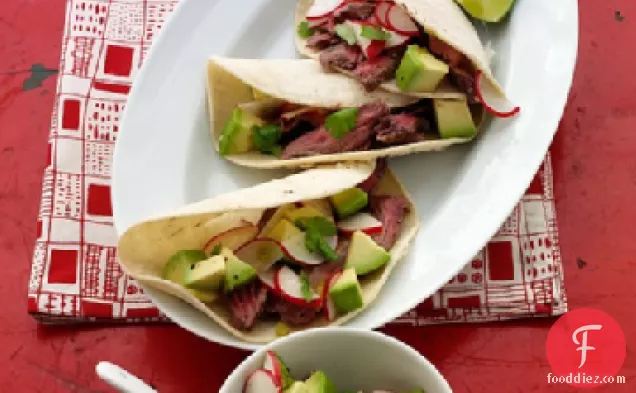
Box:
[263,351,282,387]
[235,239,285,272]
[307,0,346,19]
[203,225,258,255]
[275,266,322,308]
[323,271,343,321]
[281,233,338,265]
[243,369,280,393]
[337,213,383,235]
[375,1,392,29]
[385,4,419,36]
[386,30,410,47]
[258,269,277,291]
[344,20,387,60]
[474,71,520,118]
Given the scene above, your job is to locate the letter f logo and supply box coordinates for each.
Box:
[572,324,603,368]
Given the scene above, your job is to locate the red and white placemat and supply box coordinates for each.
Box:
[28,0,568,325]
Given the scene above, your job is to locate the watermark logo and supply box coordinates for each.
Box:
[546,308,626,388]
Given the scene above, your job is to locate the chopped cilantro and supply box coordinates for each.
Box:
[297,21,315,38]
[295,217,338,261]
[295,217,337,236]
[335,24,357,45]
[299,271,313,301]
[252,124,282,156]
[360,25,391,41]
[325,108,359,139]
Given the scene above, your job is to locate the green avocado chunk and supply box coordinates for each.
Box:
[183,254,226,291]
[433,98,477,139]
[285,381,309,393]
[328,268,364,313]
[161,250,217,302]
[329,188,368,218]
[305,370,337,393]
[396,45,450,93]
[219,107,263,155]
[344,231,391,275]
[222,248,257,293]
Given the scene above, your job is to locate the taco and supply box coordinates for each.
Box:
[117,161,420,343]
[294,0,505,104]
[207,56,483,168]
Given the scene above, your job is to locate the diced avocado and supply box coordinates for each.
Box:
[396,45,450,93]
[433,99,477,139]
[276,321,291,337]
[183,255,225,291]
[222,248,257,293]
[218,107,263,155]
[344,231,391,275]
[329,188,368,218]
[285,381,309,393]
[328,268,364,313]
[189,289,218,303]
[265,219,303,242]
[305,370,337,393]
[302,199,334,217]
[162,250,207,285]
[285,206,330,224]
[402,389,426,393]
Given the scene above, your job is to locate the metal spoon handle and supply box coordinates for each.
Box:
[96,361,157,393]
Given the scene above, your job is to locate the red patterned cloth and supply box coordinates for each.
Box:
[28,0,568,325]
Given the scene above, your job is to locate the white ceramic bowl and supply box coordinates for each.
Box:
[220,328,452,393]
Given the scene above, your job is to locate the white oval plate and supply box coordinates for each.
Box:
[113,0,578,350]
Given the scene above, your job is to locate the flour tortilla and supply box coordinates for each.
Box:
[294,0,505,97]
[206,56,481,169]
[117,162,420,343]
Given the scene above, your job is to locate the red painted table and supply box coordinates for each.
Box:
[0,1,634,392]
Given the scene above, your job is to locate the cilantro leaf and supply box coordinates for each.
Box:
[360,25,391,41]
[335,24,357,45]
[297,21,315,38]
[325,108,359,139]
[295,217,337,236]
[317,237,339,262]
[252,124,282,155]
[304,227,321,253]
[299,271,314,301]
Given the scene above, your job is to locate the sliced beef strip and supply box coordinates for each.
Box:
[320,43,362,71]
[280,107,327,133]
[357,158,387,193]
[370,195,409,250]
[450,68,479,104]
[307,262,343,290]
[428,36,463,68]
[281,102,389,159]
[307,31,341,50]
[228,281,268,331]
[267,295,319,326]
[375,114,427,146]
[334,1,376,21]
[353,55,401,91]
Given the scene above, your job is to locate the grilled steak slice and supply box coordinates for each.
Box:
[357,158,387,193]
[268,295,319,326]
[450,68,479,104]
[320,43,362,71]
[370,195,409,250]
[428,36,463,68]
[307,31,341,50]
[229,281,268,330]
[375,114,426,145]
[334,1,376,21]
[353,55,401,91]
[281,127,341,159]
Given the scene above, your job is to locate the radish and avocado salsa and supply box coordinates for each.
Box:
[160,162,410,332]
[244,350,425,393]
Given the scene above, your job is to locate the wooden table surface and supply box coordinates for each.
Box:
[0,0,634,392]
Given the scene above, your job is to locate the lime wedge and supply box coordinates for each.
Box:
[454,0,516,23]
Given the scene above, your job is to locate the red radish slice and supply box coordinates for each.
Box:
[375,1,392,29]
[307,0,346,19]
[337,213,383,235]
[258,269,277,291]
[322,271,343,321]
[385,4,419,36]
[235,239,285,272]
[203,225,258,254]
[263,351,282,386]
[344,21,387,60]
[386,30,410,47]
[275,266,322,308]
[243,369,280,393]
[474,71,520,118]
[281,233,325,265]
